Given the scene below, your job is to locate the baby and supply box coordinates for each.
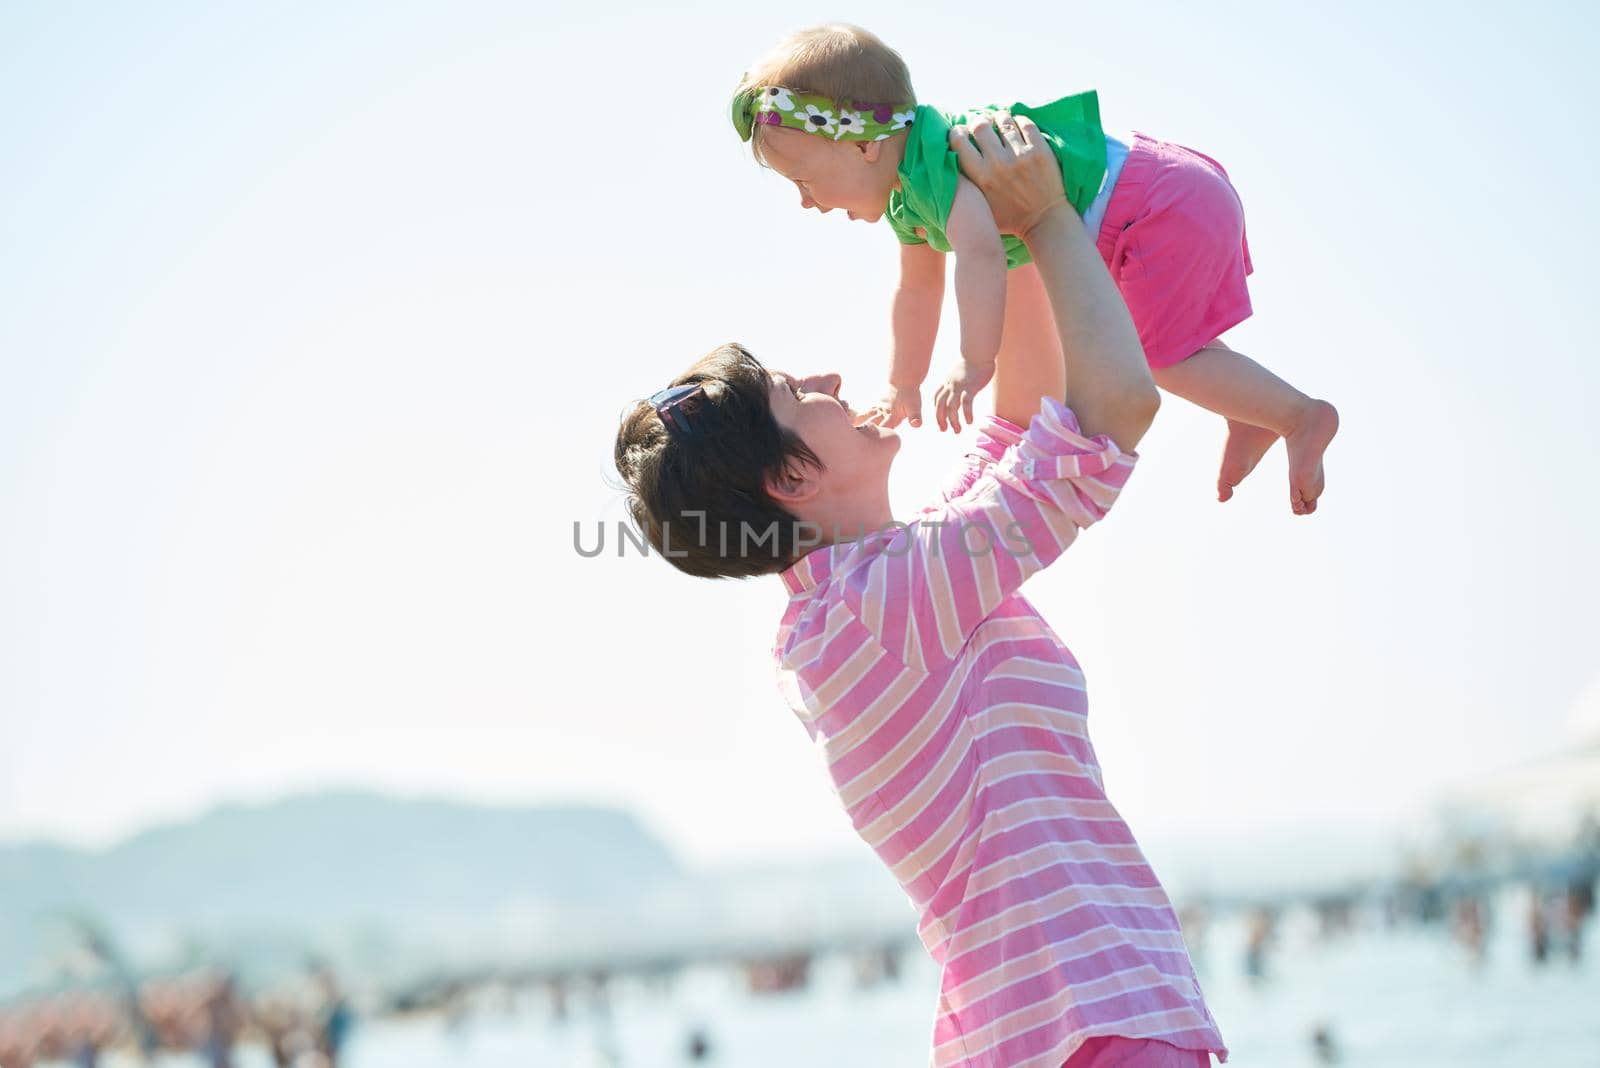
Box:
[732,24,1339,514]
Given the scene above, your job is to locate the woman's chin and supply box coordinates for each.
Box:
[855,421,898,441]
[874,425,904,454]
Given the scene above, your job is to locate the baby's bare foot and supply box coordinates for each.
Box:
[1285,399,1340,516]
[1217,420,1279,502]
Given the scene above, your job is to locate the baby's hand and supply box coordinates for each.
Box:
[932,359,995,433]
[862,383,923,429]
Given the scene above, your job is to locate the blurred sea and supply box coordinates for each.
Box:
[55,884,1600,1068]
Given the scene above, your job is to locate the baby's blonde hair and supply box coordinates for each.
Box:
[735,24,916,166]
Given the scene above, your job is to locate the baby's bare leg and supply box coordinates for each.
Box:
[989,263,1064,423]
[1152,340,1339,515]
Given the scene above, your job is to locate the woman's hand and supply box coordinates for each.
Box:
[947,113,1070,241]
[951,112,1159,452]
[861,382,924,429]
[931,358,994,434]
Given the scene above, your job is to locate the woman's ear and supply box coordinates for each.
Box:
[765,458,820,507]
[858,140,883,164]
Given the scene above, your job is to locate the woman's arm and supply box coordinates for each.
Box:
[948,115,1158,453]
[841,401,1135,670]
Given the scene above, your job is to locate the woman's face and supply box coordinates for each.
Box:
[767,369,899,496]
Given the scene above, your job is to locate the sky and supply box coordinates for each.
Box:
[1,0,1596,872]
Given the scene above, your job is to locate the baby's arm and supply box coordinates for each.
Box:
[872,242,946,429]
[934,175,1008,432]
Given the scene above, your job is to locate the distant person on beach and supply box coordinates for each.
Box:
[310,966,353,1065]
[1451,895,1488,968]
[616,113,1225,1065]
[1242,907,1276,984]
[731,24,1337,514]
[1528,889,1551,964]
[200,974,243,1068]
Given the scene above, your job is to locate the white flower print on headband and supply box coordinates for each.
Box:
[796,104,836,136]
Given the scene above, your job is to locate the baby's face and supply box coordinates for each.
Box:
[758,126,898,223]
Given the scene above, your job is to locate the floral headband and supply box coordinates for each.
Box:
[731,85,915,143]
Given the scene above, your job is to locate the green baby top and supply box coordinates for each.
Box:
[886,91,1107,270]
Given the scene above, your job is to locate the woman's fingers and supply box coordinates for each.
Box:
[998,112,1033,150]
[959,115,1067,237]
[947,111,1017,174]
[968,114,1010,160]
[947,123,989,182]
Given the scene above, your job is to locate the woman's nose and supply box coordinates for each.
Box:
[800,373,841,397]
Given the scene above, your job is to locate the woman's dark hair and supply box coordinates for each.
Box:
[614,343,821,579]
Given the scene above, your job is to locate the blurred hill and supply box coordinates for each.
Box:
[0,791,681,996]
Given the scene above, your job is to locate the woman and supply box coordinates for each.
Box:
[615,114,1227,1067]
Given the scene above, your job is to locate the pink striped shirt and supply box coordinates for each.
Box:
[773,398,1228,1067]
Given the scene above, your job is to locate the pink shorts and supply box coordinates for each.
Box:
[1062,1035,1214,1067]
[1095,133,1254,369]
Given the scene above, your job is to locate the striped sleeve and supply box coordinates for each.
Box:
[927,415,1027,508]
[844,397,1135,670]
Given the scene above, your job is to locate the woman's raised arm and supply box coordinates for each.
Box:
[948,114,1159,453]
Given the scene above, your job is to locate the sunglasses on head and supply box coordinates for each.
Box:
[649,382,705,436]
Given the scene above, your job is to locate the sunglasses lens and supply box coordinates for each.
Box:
[650,383,703,436]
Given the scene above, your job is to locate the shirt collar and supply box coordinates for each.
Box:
[779,545,838,595]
